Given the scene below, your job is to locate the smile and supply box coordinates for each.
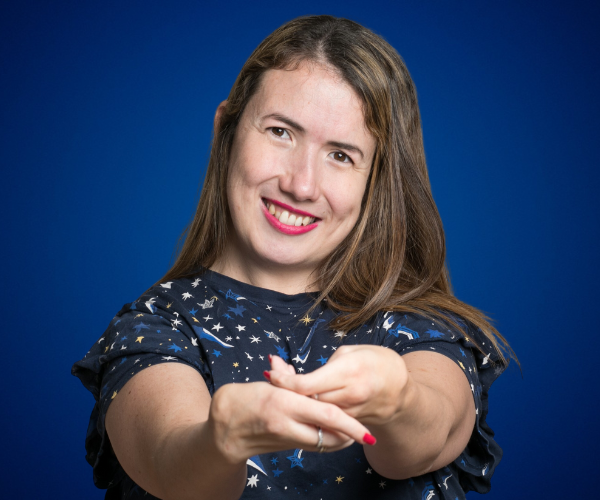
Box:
[263,199,317,226]
[262,199,319,235]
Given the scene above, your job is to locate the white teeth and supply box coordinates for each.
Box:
[266,201,316,226]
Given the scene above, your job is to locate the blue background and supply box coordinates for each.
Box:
[2,0,599,497]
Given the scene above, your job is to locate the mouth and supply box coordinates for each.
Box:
[262,198,318,227]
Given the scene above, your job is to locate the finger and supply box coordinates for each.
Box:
[269,359,348,397]
[291,397,377,447]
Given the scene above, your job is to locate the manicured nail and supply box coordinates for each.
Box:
[263,370,271,381]
[363,433,377,446]
[268,354,272,362]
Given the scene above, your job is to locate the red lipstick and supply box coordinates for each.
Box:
[261,199,319,235]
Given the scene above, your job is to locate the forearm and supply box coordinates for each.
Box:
[363,376,457,480]
[153,420,247,500]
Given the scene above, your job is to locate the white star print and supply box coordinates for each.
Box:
[203,315,212,321]
[191,338,198,347]
[97,337,104,343]
[298,367,304,372]
[191,278,201,287]
[379,480,386,489]
[182,292,193,300]
[225,336,232,341]
[366,468,372,474]
[162,356,177,361]
[172,318,182,328]
[334,330,345,338]
[250,335,261,343]
[134,358,140,364]
[245,377,250,382]
[246,352,254,361]
[212,323,224,332]
[236,324,246,332]
[265,331,280,342]
[247,474,259,487]
[120,345,127,350]
[266,305,272,311]
[259,355,264,360]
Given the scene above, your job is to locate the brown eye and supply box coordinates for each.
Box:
[270,127,288,138]
[332,152,351,163]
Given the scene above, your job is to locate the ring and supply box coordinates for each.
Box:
[316,427,326,453]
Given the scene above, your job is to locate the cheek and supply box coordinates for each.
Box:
[328,178,368,222]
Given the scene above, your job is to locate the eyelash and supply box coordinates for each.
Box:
[268,127,353,164]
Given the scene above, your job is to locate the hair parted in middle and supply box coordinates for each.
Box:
[161,15,512,363]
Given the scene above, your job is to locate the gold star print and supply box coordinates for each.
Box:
[136,336,144,343]
[233,362,239,367]
[111,391,118,400]
[458,361,466,370]
[335,476,344,484]
[104,346,110,353]
[193,317,199,323]
[135,313,143,318]
[251,318,259,323]
[166,302,172,308]
[300,314,314,325]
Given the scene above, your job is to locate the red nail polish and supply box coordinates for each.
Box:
[263,370,271,381]
[363,433,377,446]
[268,354,272,362]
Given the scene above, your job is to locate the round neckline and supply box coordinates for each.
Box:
[196,268,321,309]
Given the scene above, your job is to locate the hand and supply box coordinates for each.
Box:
[207,378,375,464]
[267,345,410,427]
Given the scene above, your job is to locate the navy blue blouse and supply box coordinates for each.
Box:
[73,269,505,499]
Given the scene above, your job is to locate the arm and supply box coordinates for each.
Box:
[268,346,475,480]
[106,361,374,500]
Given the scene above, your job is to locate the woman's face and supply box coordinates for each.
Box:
[223,61,376,286]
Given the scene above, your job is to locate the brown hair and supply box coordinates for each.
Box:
[161,15,514,365]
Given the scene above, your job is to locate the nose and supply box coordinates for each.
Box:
[278,146,321,201]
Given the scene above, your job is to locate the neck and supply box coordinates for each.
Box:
[211,245,318,295]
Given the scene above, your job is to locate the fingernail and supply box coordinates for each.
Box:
[263,370,271,381]
[268,354,272,362]
[363,433,377,446]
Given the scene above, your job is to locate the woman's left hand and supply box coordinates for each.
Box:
[267,345,411,427]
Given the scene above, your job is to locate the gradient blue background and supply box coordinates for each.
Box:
[2,0,599,497]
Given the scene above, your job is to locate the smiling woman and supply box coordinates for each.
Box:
[73,15,513,500]
[213,62,375,291]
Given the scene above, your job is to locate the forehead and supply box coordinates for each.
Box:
[246,62,371,143]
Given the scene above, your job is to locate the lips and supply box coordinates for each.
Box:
[262,198,319,235]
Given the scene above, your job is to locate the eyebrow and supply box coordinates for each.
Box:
[261,113,365,160]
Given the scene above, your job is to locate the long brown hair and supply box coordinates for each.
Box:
[161,15,514,365]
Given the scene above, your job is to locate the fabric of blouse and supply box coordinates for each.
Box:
[72,269,505,500]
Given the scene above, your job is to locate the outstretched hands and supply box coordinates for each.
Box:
[207,364,376,465]
[266,345,410,427]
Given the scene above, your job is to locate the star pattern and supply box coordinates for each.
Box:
[74,271,499,498]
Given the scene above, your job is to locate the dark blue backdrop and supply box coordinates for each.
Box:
[2,0,599,497]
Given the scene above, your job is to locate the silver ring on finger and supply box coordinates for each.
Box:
[316,427,326,453]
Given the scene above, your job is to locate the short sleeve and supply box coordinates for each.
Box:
[71,284,213,489]
[376,312,505,494]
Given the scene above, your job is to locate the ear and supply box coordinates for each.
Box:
[214,100,228,133]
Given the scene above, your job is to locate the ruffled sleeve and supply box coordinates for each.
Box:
[71,281,212,490]
[376,312,506,494]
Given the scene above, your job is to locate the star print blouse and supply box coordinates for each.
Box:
[72,269,505,499]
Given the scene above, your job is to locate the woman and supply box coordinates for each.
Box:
[73,15,512,500]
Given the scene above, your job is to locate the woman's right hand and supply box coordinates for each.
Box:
[207,379,375,464]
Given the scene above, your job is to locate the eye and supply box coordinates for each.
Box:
[269,127,290,139]
[330,151,353,164]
